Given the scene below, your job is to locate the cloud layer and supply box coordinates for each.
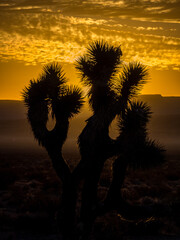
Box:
[0,0,179,70]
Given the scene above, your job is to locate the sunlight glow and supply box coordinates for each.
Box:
[0,0,179,99]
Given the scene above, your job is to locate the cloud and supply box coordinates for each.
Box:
[87,0,127,7]
[0,0,179,71]
[0,4,11,7]
[1,0,179,22]
[12,6,42,10]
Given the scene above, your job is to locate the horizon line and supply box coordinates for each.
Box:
[1,94,180,101]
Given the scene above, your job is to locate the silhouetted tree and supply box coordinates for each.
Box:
[23,41,164,240]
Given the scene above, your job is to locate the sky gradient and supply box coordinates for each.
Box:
[0,0,180,99]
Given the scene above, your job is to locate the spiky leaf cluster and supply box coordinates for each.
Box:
[76,41,122,86]
[76,41,122,112]
[43,63,67,99]
[119,101,152,133]
[117,62,148,104]
[52,86,84,120]
[22,63,83,145]
[118,101,165,169]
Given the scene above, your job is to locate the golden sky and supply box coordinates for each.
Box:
[0,0,180,99]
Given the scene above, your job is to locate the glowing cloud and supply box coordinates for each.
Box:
[0,0,179,71]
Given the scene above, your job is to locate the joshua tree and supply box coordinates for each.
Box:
[23,41,164,240]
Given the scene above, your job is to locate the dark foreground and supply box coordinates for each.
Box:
[0,144,180,240]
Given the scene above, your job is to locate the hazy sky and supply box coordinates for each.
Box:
[0,0,180,99]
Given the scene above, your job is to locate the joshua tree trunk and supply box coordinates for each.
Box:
[58,179,77,239]
[79,159,104,238]
[104,156,127,210]
[42,128,77,238]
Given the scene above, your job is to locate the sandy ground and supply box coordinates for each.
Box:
[0,144,180,239]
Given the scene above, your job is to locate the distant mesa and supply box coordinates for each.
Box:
[0,100,25,120]
[0,95,180,120]
[138,94,180,115]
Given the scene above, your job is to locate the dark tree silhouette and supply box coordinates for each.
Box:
[23,41,164,240]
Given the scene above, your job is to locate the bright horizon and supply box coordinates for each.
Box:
[0,0,180,100]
